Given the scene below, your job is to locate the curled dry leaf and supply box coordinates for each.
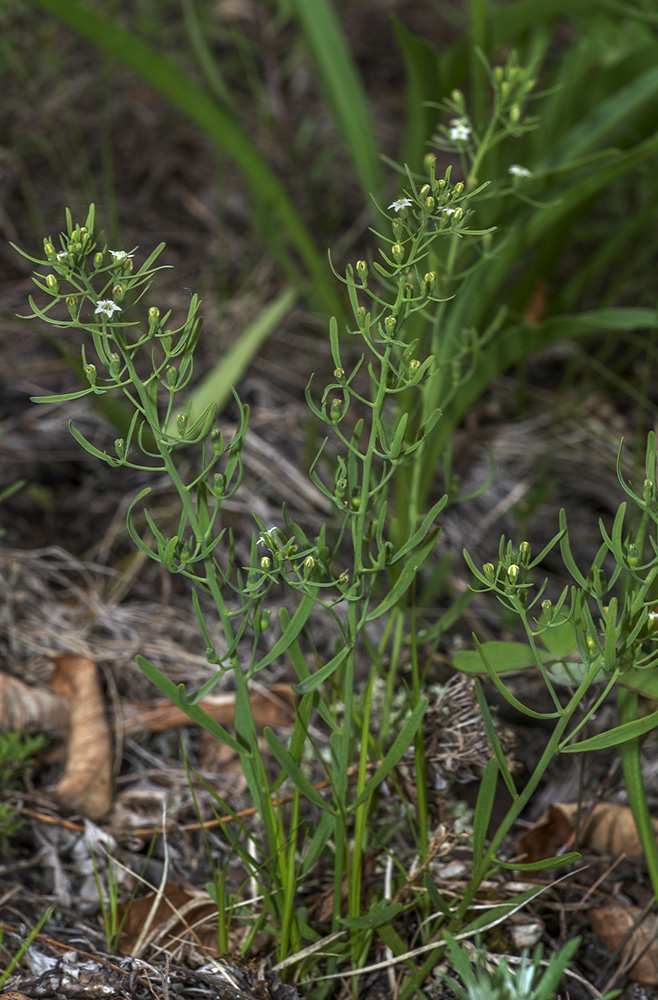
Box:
[121,683,296,735]
[590,904,658,985]
[0,671,69,735]
[517,801,658,864]
[50,654,112,820]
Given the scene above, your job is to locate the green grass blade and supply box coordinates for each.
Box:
[289,0,383,200]
[25,0,341,316]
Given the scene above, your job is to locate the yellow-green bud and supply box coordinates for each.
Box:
[259,609,272,631]
[644,479,654,502]
[211,428,224,453]
[176,413,187,437]
[419,184,431,199]
[333,367,345,381]
[46,274,58,293]
[510,103,521,123]
[109,353,121,377]
[356,260,368,282]
[149,306,160,332]
[483,563,495,581]
[166,366,177,388]
[384,315,396,335]
[409,359,420,374]
[260,556,271,571]
[356,306,367,328]
[205,647,219,664]
[330,398,343,423]
[519,541,531,563]
[213,473,225,496]
[507,563,519,583]
[66,296,78,318]
[114,438,126,459]
[454,182,464,195]
[541,599,553,621]
[112,284,124,302]
[627,544,639,567]
[425,196,435,212]
[304,555,315,573]
[423,153,436,170]
[586,635,597,652]
[84,363,96,386]
[336,478,347,498]
[94,252,104,268]
[424,271,436,296]
[339,570,349,586]
[391,243,405,263]
[392,220,404,239]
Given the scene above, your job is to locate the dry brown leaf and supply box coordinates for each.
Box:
[117,882,270,960]
[0,671,69,735]
[50,654,112,820]
[122,683,296,734]
[517,801,658,864]
[590,904,658,985]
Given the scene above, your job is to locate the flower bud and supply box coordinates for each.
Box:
[114,438,126,459]
[627,544,639,567]
[260,556,271,571]
[176,413,187,437]
[259,609,272,632]
[333,367,345,381]
[304,555,315,575]
[419,184,431,200]
[356,306,367,328]
[384,316,396,336]
[211,428,224,453]
[644,479,654,502]
[409,359,420,374]
[330,398,343,423]
[213,473,225,497]
[66,296,78,318]
[586,635,597,652]
[423,271,436,296]
[541,599,553,622]
[507,563,519,583]
[519,541,531,564]
[423,153,436,171]
[391,243,405,263]
[113,284,124,302]
[425,196,435,212]
[44,240,56,260]
[356,260,368,282]
[392,220,404,240]
[205,647,219,664]
[109,353,121,378]
[335,478,347,498]
[166,365,178,388]
[149,306,161,332]
[510,103,521,123]
[84,363,97,387]
[483,563,495,582]
[46,274,58,293]
[454,182,464,195]
[94,251,104,268]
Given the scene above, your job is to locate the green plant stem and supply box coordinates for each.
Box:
[618,685,658,904]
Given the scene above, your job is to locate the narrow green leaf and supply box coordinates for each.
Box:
[496,852,581,871]
[349,698,428,810]
[474,679,519,799]
[264,728,337,814]
[292,646,350,695]
[250,592,317,674]
[472,758,498,863]
[366,532,439,621]
[561,708,658,752]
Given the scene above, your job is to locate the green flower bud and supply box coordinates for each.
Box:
[260,556,271,571]
[356,306,367,328]
[205,647,219,664]
[94,251,104,268]
[519,541,531,564]
[392,220,404,240]
[114,438,126,459]
[419,183,431,200]
[333,367,345,381]
[409,359,420,375]
[350,496,361,511]
[425,196,435,212]
[384,315,397,336]
[176,413,187,437]
[454,182,464,195]
[627,543,639,567]
[211,428,224,453]
[259,609,272,632]
[66,296,78,318]
[644,479,654,502]
[335,478,347,498]
[43,240,56,260]
[391,243,405,263]
[213,473,225,497]
[149,306,161,332]
[507,563,519,583]
[586,635,597,652]
[423,271,436,296]
[510,103,521,123]
[109,353,121,378]
[330,398,343,423]
[113,284,124,302]
[166,366,178,388]
[541,599,553,622]
[84,363,97,387]
[423,153,436,170]
[483,563,495,582]
[304,555,315,574]
[46,274,58,293]
[356,260,368,282]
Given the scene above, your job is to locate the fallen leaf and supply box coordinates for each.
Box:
[122,683,296,734]
[517,801,658,864]
[0,671,69,735]
[50,654,112,820]
[590,904,658,985]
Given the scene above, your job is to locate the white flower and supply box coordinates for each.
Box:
[95,299,122,319]
[509,164,531,178]
[257,527,278,545]
[110,250,134,261]
[442,206,458,216]
[56,251,68,262]
[449,118,471,142]
[388,198,413,213]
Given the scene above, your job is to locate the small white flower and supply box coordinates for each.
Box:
[388,198,413,213]
[257,527,278,545]
[449,118,471,142]
[95,299,122,319]
[56,251,69,262]
[509,164,531,178]
[110,250,134,261]
[442,206,458,216]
